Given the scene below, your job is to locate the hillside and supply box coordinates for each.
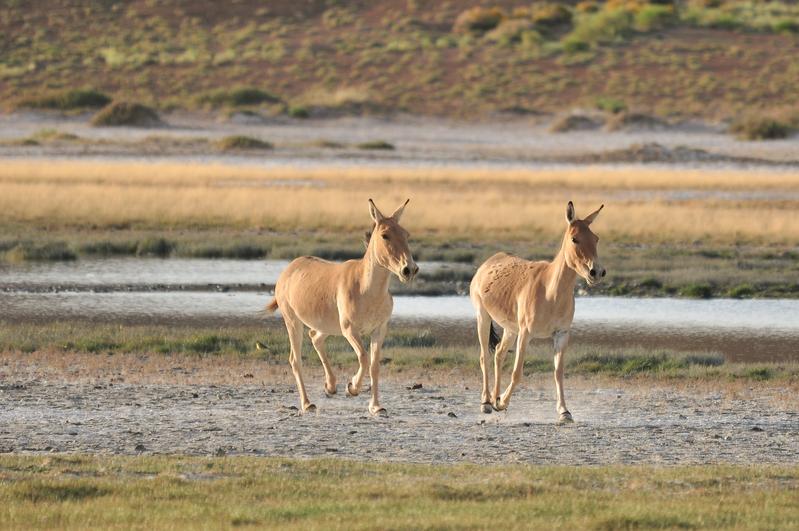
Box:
[2,0,799,120]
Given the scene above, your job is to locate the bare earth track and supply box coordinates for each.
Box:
[1,357,796,465]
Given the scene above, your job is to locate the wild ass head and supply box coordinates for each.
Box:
[367,198,418,283]
[563,201,606,287]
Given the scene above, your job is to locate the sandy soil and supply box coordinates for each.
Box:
[1,352,796,465]
[2,112,799,165]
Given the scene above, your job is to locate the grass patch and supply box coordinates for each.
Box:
[216,135,273,150]
[0,456,797,529]
[91,102,161,127]
[198,87,281,108]
[355,140,394,150]
[2,242,76,262]
[730,116,793,140]
[679,283,714,299]
[17,89,111,111]
[549,113,603,132]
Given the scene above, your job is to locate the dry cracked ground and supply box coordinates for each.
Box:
[0,353,796,465]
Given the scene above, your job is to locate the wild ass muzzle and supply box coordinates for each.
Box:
[265,199,418,415]
[469,201,605,423]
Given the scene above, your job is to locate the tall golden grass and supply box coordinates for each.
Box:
[2,159,798,243]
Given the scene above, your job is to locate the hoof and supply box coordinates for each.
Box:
[493,399,508,412]
[480,402,493,414]
[303,403,317,414]
[324,384,337,396]
[346,382,359,397]
[558,411,574,424]
[370,407,388,417]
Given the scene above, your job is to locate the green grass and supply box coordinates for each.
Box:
[0,456,797,530]
[2,321,798,383]
[197,87,281,108]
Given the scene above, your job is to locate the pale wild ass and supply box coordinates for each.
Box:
[469,201,605,422]
[266,199,418,415]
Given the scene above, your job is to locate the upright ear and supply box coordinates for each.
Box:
[390,198,410,222]
[565,201,576,224]
[368,199,385,223]
[583,204,604,225]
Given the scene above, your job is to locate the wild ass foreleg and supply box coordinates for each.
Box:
[309,330,336,395]
[284,313,315,413]
[341,321,369,397]
[476,308,493,413]
[368,322,388,416]
[496,329,529,411]
[492,330,516,407]
[553,330,573,423]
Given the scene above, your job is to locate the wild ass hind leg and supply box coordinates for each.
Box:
[553,330,573,424]
[496,329,530,411]
[368,322,389,417]
[476,306,493,413]
[309,330,336,396]
[341,320,370,398]
[283,309,315,413]
[492,329,516,409]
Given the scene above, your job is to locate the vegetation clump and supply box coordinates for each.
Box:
[198,87,280,108]
[17,89,111,111]
[215,135,273,150]
[356,140,395,150]
[453,7,505,34]
[729,116,792,140]
[91,102,161,127]
[549,113,603,132]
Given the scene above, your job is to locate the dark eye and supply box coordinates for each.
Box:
[571,237,579,244]
[382,234,389,240]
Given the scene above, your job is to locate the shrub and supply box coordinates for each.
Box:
[566,7,634,46]
[549,114,603,132]
[356,140,394,150]
[18,89,111,110]
[730,116,792,140]
[595,97,626,114]
[634,4,676,31]
[485,19,538,46]
[198,87,280,107]
[726,283,755,298]
[605,112,668,131]
[679,283,714,299]
[215,135,273,150]
[773,19,799,34]
[453,7,505,34]
[288,105,309,118]
[90,102,161,127]
[531,3,573,27]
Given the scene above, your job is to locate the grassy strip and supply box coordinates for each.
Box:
[0,456,797,530]
[1,322,796,382]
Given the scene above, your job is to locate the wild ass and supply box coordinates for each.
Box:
[265,199,418,415]
[469,201,605,423]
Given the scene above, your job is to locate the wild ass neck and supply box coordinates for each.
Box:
[544,238,578,300]
[359,237,392,295]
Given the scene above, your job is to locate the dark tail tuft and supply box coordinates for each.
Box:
[488,322,500,352]
[265,299,279,313]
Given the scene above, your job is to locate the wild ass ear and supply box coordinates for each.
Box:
[583,204,604,225]
[368,199,385,223]
[565,201,576,224]
[390,198,410,222]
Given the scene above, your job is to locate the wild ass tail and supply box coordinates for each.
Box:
[488,322,501,353]
[265,298,279,313]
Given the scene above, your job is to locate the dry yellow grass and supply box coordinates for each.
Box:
[2,159,798,243]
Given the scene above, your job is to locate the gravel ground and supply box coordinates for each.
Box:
[1,353,796,465]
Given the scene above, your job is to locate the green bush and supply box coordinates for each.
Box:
[91,102,161,127]
[135,237,174,257]
[679,283,714,299]
[726,283,755,298]
[288,105,309,118]
[634,4,676,31]
[595,96,626,114]
[566,7,634,47]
